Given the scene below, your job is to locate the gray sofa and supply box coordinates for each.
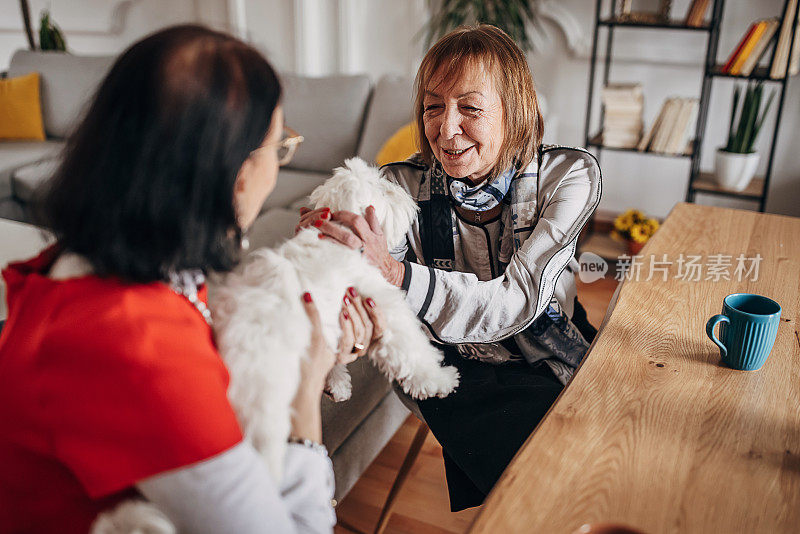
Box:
[0,49,416,500]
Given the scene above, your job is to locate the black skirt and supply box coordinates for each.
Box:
[417,298,597,511]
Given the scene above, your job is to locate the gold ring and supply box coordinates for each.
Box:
[351,342,365,353]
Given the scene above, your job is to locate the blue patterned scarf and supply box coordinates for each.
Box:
[431,159,516,211]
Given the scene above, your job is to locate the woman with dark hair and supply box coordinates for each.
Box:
[0,25,382,533]
[300,24,601,511]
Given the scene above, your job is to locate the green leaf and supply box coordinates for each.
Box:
[422,0,540,52]
[725,84,741,152]
[750,88,775,152]
[738,83,760,153]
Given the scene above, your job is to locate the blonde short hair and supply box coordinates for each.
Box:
[414,24,544,178]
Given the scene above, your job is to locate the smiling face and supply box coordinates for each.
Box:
[422,63,505,185]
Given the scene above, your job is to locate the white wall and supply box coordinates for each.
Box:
[241,0,799,218]
[0,0,229,66]
[2,0,797,217]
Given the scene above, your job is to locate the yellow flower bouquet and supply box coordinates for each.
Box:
[611,208,660,254]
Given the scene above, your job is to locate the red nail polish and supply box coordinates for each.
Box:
[343,295,351,306]
[321,211,331,220]
[318,233,325,239]
[366,297,375,308]
[302,292,313,303]
[313,220,324,228]
[348,286,357,298]
[322,207,331,213]
[343,310,350,320]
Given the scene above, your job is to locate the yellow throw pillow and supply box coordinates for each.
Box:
[0,72,46,141]
[376,122,419,167]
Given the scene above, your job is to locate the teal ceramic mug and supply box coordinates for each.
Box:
[705,293,781,371]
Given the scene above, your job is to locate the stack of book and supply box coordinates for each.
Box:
[721,18,781,76]
[637,97,699,155]
[720,0,800,79]
[685,0,712,27]
[770,0,800,79]
[601,84,643,149]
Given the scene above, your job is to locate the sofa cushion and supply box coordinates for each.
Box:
[0,140,63,198]
[376,122,418,166]
[280,74,371,173]
[0,198,26,223]
[357,75,414,164]
[247,208,298,251]
[321,357,393,454]
[8,50,114,139]
[11,158,59,202]
[262,167,329,211]
[0,73,46,141]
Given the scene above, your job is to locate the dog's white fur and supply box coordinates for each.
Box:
[92,158,458,532]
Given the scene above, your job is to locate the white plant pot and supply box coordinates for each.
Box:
[713,149,760,191]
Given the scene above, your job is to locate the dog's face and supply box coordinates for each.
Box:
[308,158,419,249]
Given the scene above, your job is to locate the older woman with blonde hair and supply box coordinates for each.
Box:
[301,24,601,510]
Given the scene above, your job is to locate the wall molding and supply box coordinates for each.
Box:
[536,0,703,68]
[0,0,141,36]
[337,0,359,73]
[227,0,247,40]
[293,0,325,75]
[537,0,592,57]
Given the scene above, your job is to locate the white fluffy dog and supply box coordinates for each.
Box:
[213,157,459,479]
[92,158,458,532]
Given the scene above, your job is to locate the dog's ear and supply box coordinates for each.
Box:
[309,158,375,213]
[309,157,418,249]
[378,178,419,249]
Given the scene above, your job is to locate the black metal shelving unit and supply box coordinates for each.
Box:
[582,0,798,221]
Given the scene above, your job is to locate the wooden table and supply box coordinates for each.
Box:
[470,203,800,533]
[0,219,51,320]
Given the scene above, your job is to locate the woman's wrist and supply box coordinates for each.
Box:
[290,385,323,443]
[296,373,327,398]
[381,256,405,287]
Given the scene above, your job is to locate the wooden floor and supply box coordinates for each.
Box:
[334,276,620,534]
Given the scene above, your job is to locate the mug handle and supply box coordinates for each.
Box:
[706,314,730,360]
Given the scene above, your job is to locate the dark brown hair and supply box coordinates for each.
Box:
[39,25,281,282]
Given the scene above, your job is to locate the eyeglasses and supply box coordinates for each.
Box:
[250,126,304,166]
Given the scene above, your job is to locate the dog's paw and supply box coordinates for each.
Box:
[325,364,352,402]
[326,380,352,402]
[401,364,459,399]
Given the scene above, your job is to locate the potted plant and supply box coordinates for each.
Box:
[422,0,540,51]
[18,3,66,51]
[714,82,774,191]
[611,209,660,255]
[38,10,67,51]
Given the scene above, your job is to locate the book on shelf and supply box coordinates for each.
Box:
[667,99,698,154]
[601,83,644,149]
[651,98,679,153]
[738,19,780,76]
[721,18,780,76]
[637,97,698,155]
[685,0,711,27]
[771,0,800,78]
[722,22,759,73]
[729,20,768,75]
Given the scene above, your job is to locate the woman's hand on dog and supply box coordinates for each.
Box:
[295,206,330,235]
[297,206,405,287]
[299,289,385,385]
[337,286,385,363]
[292,290,383,443]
